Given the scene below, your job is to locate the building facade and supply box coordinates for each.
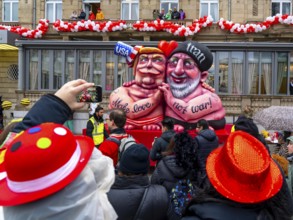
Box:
[1,0,293,132]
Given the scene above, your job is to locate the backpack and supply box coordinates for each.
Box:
[169,178,195,217]
[118,135,136,159]
[107,135,136,159]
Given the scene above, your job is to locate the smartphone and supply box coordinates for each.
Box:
[77,85,102,102]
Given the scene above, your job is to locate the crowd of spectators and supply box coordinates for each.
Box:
[70,8,105,20]
[0,83,292,219]
[71,7,186,21]
[154,7,186,20]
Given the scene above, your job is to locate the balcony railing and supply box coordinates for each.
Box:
[59,19,194,26]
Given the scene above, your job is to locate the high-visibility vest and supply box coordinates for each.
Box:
[89,117,104,146]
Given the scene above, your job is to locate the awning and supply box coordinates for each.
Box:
[0,44,18,50]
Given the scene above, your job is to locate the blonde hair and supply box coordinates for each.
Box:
[132,47,165,75]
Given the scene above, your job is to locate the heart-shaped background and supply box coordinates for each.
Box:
[158,40,178,57]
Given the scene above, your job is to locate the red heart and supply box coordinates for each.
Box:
[158,40,178,57]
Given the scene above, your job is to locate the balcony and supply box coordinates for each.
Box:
[44,18,293,43]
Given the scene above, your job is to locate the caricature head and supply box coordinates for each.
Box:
[133,47,166,89]
[166,41,213,99]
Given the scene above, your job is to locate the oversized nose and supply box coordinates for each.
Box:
[174,59,184,75]
[147,58,152,68]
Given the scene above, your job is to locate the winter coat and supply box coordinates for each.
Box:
[195,129,218,172]
[96,11,104,20]
[89,13,96,20]
[151,155,194,192]
[151,155,197,220]
[78,11,86,19]
[165,12,172,20]
[171,11,180,19]
[13,94,72,133]
[150,130,176,162]
[182,198,274,220]
[195,129,219,187]
[107,175,168,220]
[99,128,129,166]
[182,162,293,220]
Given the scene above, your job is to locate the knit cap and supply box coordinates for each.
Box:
[119,144,149,175]
[169,41,213,72]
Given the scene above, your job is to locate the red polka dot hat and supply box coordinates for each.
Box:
[0,123,94,206]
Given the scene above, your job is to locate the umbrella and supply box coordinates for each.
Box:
[253,106,293,131]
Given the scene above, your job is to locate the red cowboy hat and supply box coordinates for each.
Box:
[206,130,283,204]
[0,123,94,206]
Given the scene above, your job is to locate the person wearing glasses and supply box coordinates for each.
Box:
[159,41,226,131]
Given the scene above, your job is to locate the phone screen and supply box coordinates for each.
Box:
[77,85,102,102]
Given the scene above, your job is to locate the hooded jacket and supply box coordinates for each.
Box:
[195,129,219,187]
[107,175,168,220]
[195,129,218,172]
[151,155,192,192]
[182,198,274,220]
[150,129,176,162]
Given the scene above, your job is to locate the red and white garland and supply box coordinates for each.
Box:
[2,14,293,38]
[53,20,127,32]
[132,16,213,36]
[0,19,49,38]
[218,14,293,34]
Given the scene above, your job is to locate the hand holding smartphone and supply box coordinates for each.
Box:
[77,85,102,103]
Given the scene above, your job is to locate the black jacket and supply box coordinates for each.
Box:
[195,129,218,172]
[107,175,168,220]
[182,162,293,220]
[151,155,197,220]
[13,94,71,133]
[182,198,274,220]
[150,130,176,161]
[151,155,193,192]
[171,11,180,19]
[78,11,86,19]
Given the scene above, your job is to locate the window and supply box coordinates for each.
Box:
[21,44,293,96]
[93,51,102,86]
[25,48,133,92]
[231,52,244,94]
[79,50,90,82]
[218,52,229,93]
[272,0,291,15]
[200,0,219,21]
[207,52,215,88]
[53,51,63,89]
[248,52,273,95]
[3,0,18,22]
[160,0,178,13]
[276,52,289,95]
[289,51,293,95]
[46,0,62,23]
[29,50,39,90]
[41,50,50,89]
[121,0,139,20]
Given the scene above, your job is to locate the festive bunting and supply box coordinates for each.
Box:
[218,14,293,34]
[1,14,293,39]
[132,16,213,36]
[52,20,127,32]
[0,19,49,39]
